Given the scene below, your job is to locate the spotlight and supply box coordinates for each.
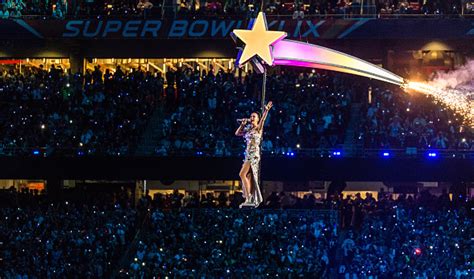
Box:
[382,152,390,157]
[32,150,40,156]
[332,151,341,156]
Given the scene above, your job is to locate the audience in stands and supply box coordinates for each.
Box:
[338,190,472,278]
[1,62,472,156]
[0,65,353,156]
[126,208,336,277]
[0,0,471,19]
[0,65,158,156]
[126,188,472,278]
[1,186,471,278]
[156,68,352,156]
[359,86,474,150]
[0,187,137,278]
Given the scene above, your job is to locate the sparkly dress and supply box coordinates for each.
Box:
[242,124,263,206]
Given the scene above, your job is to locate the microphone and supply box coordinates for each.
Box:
[237,118,250,123]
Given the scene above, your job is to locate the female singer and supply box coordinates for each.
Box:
[235,101,273,207]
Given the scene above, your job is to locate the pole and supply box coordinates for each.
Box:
[261,67,267,112]
[258,67,267,205]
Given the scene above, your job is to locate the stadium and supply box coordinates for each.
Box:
[0,1,473,278]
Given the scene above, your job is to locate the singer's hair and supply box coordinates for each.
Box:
[251,111,261,120]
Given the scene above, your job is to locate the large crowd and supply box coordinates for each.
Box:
[156,68,352,156]
[128,188,472,278]
[339,190,473,278]
[0,65,158,156]
[359,85,474,150]
[1,62,473,157]
[1,186,472,278]
[126,208,337,277]
[0,187,138,279]
[0,0,472,19]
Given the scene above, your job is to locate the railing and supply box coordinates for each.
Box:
[9,13,474,20]
[349,148,474,159]
[1,145,473,159]
[9,12,474,21]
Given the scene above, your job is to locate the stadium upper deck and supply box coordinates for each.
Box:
[1,0,474,19]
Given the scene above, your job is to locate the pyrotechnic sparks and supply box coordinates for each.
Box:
[403,81,474,126]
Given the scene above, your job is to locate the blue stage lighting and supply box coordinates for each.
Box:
[332,151,341,156]
[382,152,390,157]
[428,152,437,158]
[32,150,40,155]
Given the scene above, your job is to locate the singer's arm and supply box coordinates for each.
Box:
[258,101,273,132]
[235,120,247,136]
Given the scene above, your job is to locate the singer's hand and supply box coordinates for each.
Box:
[265,101,273,111]
[241,119,248,125]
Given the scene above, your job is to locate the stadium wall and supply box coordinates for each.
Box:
[0,157,472,182]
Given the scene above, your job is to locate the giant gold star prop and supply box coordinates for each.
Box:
[230,12,405,86]
[232,12,287,67]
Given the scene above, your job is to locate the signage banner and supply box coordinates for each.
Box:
[1,18,474,40]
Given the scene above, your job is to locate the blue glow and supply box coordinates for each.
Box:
[382,152,390,157]
[332,151,342,156]
[33,150,40,155]
[428,152,437,158]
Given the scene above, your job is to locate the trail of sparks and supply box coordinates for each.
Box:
[403,81,474,126]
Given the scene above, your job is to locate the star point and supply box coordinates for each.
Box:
[232,12,287,67]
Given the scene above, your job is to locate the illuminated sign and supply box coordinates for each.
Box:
[0,18,473,40]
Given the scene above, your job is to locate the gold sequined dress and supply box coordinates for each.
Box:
[242,124,263,206]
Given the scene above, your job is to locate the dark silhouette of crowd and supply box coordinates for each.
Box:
[0,65,158,156]
[359,85,474,150]
[0,0,472,19]
[156,68,352,157]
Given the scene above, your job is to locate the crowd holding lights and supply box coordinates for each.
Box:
[0,65,157,156]
[0,63,473,158]
[1,182,472,278]
[123,189,472,278]
[156,67,351,157]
